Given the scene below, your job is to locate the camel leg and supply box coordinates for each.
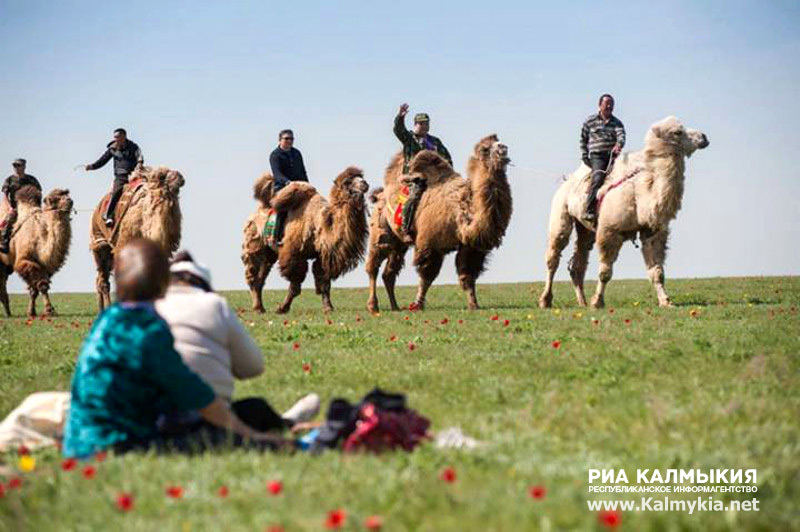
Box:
[92,244,113,313]
[568,224,595,307]
[539,214,574,309]
[383,247,407,311]
[365,238,388,314]
[243,248,274,313]
[39,278,55,317]
[276,260,308,314]
[15,260,46,317]
[312,258,333,313]
[0,269,10,317]
[455,246,488,310]
[590,229,624,309]
[411,248,444,311]
[641,229,673,307]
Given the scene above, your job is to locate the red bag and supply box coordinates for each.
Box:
[343,402,430,453]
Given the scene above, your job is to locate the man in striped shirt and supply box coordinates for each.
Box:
[580,94,625,221]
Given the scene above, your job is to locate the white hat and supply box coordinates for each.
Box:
[170,260,212,287]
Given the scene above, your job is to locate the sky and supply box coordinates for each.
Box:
[1,1,798,296]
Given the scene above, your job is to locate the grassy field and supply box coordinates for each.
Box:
[0,277,798,531]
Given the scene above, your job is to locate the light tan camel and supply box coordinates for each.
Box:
[241,167,370,314]
[90,166,184,312]
[539,116,709,309]
[366,135,512,312]
[0,186,73,317]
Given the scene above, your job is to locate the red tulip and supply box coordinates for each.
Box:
[403,315,410,321]
[624,319,631,325]
[440,467,457,483]
[266,526,285,532]
[61,458,78,471]
[458,319,464,324]
[529,485,546,499]
[690,309,699,318]
[95,451,108,462]
[302,363,312,374]
[267,480,283,495]
[490,314,499,321]
[608,308,615,314]
[166,485,184,498]
[325,508,346,529]
[598,509,622,528]
[364,515,383,530]
[356,315,362,322]
[115,492,134,511]
[292,342,300,351]
[283,320,289,326]
[389,335,397,342]
[8,477,22,489]
[218,485,229,498]
[551,340,561,349]
[0,483,5,498]
[17,445,30,456]
[408,302,420,312]
[592,318,599,326]
[82,465,97,479]
[503,319,510,326]
[440,318,449,325]
[408,342,416,351]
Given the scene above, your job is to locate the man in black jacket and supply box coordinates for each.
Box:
[1,158,42,253]
[85,128,144,227]
[268,129,308,246]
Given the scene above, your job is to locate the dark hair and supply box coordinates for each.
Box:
[171,250,195,263]
[169,249,212,292]
[113,128,127,136]
[598,94,614,106]
[278,129,294,140]
[114,238,169,302]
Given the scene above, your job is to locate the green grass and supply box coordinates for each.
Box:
[1,277,798,531]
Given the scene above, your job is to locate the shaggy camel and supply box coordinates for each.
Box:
[539,116,709,309]
[366,135,512,312]
[241,167,369,313]
[90,166,184,312]
[0,186,73,317]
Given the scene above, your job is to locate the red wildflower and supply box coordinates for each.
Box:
[166,485,184,498]
[592,318,599,326]
[690,309,699,318]
[0,483,5,498]
[115,492,134,511]
[95,451,108,462]
[302,363,312,374]
[403,315,410,321]
[364,515,383,530]
[325,508,346,529]
[503,319,510,326]
[408,302,420,312]
[326,319,333,325]
[424,319,430,325]
[458,319,463,324]
[551,340,561,349]
[440,318,449,325]
[624,319,631,325]
[17,445,30,456]
[355,315,362,322]
[389,335,397,341]
[266,526,285,532]
[218,485,229,498]
[61,458,78,471]
[25,319,33,326]
[440,467,457,483]
[598,509,622,528]
[292,342,300,351]
[8,477,22,489]
[283,320,289,326]
[408,342,416,351]
[82,465,97,479]
[608,308,615,314]
[529,485,546,499]
[267,480,283,495]
[490,314,499,321]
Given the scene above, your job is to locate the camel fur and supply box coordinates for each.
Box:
[241,167,370,313]
[89,166,185,312]
[0,187,73,317]
[539,116,709,309]
[365,135,512,312]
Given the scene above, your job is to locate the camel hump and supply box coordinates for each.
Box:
[271,182,317,212]
[253,172,274,208]
[408,150,448,173]
[14,185,43,207]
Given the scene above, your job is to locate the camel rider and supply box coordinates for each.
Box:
[394,103,452,242]
[268,129,308,246]
[580,94,626,222]
[85,128,144,227]
[0,159,42,254]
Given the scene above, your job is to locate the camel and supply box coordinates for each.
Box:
[539,116,709,309]
[90,166,184,312]
[0,186,73,317]
[365,134,512,312]
[241,167,370,314]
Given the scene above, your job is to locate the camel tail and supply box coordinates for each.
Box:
[271,182,317,212]
[369,187,384,204]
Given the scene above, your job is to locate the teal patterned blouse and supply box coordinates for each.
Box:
[63,303,215,458]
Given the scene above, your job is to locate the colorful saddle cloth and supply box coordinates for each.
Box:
[392,185,410,231]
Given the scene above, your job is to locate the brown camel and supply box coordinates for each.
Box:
[539,116,709,309]
[365,135,512,312]
[90,166,184,312]
[241,167,370,314]
[0,186,73,317]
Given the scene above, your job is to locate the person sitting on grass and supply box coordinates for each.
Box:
[62,238,290,458]
[154,250,319,434]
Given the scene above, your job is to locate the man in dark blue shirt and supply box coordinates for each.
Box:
[268,129,308,245]
[85,128,144,227]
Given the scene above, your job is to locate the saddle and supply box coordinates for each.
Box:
[252,207,279,250]
[94,178,144,246]
[391,184,411,231]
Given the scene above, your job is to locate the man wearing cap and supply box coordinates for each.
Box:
[268,129,308,246]
[0,159,42,253]
[393,103,452,242]
[580,94,626,222]
[84,128,144,227]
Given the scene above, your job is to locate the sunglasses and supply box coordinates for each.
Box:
[12,163,23,167]
[281,137,294,141]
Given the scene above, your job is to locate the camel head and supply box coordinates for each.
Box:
[42,189,73,214]
[253,172,275,208]
[646,116,709,158]
[473,134,511,172]
[141,166,185,200]
[331,166,369,205]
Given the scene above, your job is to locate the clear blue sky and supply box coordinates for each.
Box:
[1,1,798,295]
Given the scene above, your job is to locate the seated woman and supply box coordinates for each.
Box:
[63,239,289,458]
[155,251,318,434]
